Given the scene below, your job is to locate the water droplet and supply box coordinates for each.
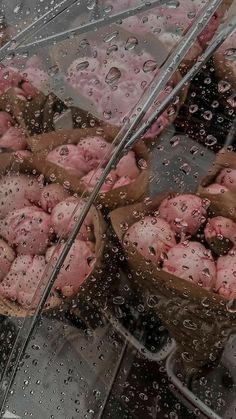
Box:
[87,0,96,10]
[137,158,147,170]
[204,77,211,84]
[167,0,180,8]
[143,60,157,73]
[224,48,236,61]
[76,61,89,71]
[59,146,69,156]
[183,319,197,330]
[103,110,112,120]
[14,4,22,13]
[125,37,138,51]
[180,163,191,175]
[113,296,125,305]
[227,93,236,108]
[147,295,159,308]
[226,299,236,313]
[170,137,180,147]
[139,392,148,400]
[80,39,90,49]
[48,65,59,76]
[218,80,231,93]
[203,110,212,120]
[103,31,119,43]
[189,104,198,113]
[105,67,121,85]
[106,45,118,55]
[205,135,217,146]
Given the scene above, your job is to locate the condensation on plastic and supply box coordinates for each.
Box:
[0,0,235,417]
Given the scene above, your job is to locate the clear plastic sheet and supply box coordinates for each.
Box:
[0,0,235,417]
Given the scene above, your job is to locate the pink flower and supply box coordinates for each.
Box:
[81,168,117,193]
[0,254,59,308]
[217,169,236,192]
[0,238,15,281]
[77,136,114,170]
[205,183,229,194]
[20,67,48,94]
[204,216,236,252]
[51,197,93,240]
[0,174,43,219]
[163,241,216,289]
[158,194,208,235]
[46,240,96,297]
[40,184,69,213]
[46,144,88,178]
[216,254,236,299]
[124,216,176,263]
[0,126,27,151]
[115,151,139,180]
[67,43,171,139]
[0,206,52,255]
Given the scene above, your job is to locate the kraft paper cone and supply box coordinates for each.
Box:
[0,152,107,317]
[27,126,150,210]
[198,149,236,222]
[110,195,236,372]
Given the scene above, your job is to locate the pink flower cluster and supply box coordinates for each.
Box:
[66,43,172,140]
[124,192,236,301]
[0,57,48,151]
[47,136,141,192]
[0,174,96,308]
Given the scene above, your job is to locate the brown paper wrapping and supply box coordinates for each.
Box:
[110,195,236,372]
[198,149,236,221]
[27,126,150,210]
[0,152,107,317]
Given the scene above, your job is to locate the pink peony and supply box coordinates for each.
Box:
[46,239,96,297]
[0,174,43,219]
[0,126,27,150]
[217,169,236,192]
[20,67,48,94]
[115,151,139,180]
[46,144,88,177]
[163,241,216,289]
[205,183,229,194]
[0,206,52,255]
[0,238,15,281]
[66,43,172,139]
[51,197,93,240]
[204,216,236,254]
[0,254,59,308]
[124,216,176,263]
[81,168,117,193]
[216,254,236,299]
[158,194,208,235]
[40,184,69,213]
[77,136,114,170]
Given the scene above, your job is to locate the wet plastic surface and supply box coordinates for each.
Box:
[0,1,235,418]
